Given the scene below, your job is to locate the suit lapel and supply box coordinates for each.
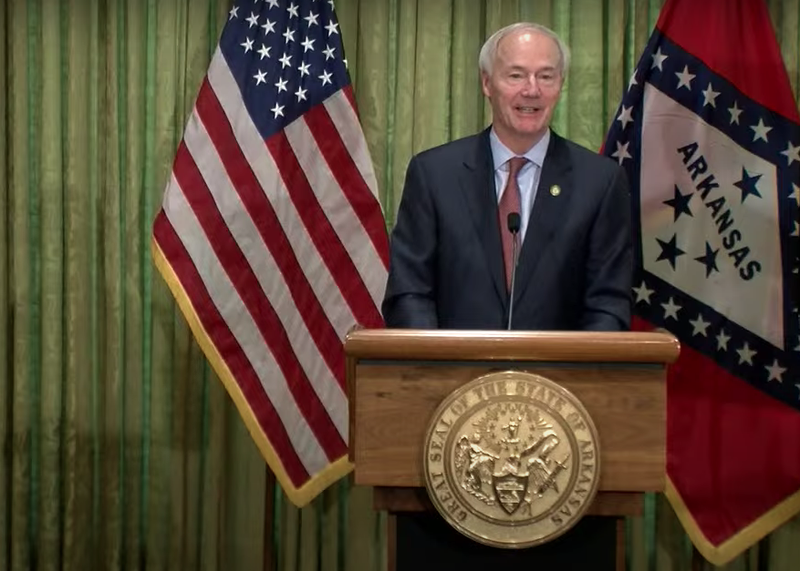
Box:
[514,132,574,303]
[460,129,508,307]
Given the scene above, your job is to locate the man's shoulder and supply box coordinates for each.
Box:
[557,135,621,176]
[411,130,488,166]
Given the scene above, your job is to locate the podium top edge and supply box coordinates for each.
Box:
[344,329,681,364]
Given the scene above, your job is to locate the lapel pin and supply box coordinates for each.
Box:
[550,184,561,197]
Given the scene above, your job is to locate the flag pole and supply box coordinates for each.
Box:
[756,536,770,571]
[263,467,277,571]
[691,547,704,571]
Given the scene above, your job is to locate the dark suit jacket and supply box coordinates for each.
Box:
[382,127,633,331]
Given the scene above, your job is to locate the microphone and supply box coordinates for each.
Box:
[506,212,521,330]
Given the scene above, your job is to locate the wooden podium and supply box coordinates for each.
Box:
[345,329,680,570]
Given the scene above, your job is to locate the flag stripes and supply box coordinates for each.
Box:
[181,106,350,440]
[170,142,347,461]
[153,211,313,485]
[302,103,390,268]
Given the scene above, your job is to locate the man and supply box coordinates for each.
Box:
[383,22,632,332]
[384,22,632,571]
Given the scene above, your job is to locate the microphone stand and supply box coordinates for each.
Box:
[506,212,521,330]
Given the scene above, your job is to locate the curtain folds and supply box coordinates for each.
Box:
[1,1,798,570]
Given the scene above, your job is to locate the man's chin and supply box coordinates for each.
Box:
[493,124,548,151]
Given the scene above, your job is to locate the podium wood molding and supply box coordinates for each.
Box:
[345,329,679,363]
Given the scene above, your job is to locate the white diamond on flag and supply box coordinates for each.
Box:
[639,86,783,349]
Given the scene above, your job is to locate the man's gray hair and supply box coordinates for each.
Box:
[478,22,570,79]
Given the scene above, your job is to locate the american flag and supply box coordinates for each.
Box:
[603,0,799,564]
[151,0,389,507]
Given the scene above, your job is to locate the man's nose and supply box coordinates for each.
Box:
[520,75,542,96]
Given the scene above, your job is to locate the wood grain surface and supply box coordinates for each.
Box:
[350,363,666,492]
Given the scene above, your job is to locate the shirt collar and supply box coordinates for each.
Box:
[489,127,551,171]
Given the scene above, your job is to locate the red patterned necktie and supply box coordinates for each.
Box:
[498,157,527,291]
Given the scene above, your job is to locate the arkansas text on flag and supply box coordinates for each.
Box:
[603,0,800,564]
[151,0,389,507]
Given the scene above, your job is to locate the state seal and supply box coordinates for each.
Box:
[422,370,601,548]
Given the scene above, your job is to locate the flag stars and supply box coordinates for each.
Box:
[287,2,299,18]
[716,329,730,351]
[690,314,711,337]
[304,12,320,26]
[728,101,743,125]
[246,12,259,28]
[302,37,315,52]
[617,105,634,130]
[675,65,696,90]
[240,37,254,53]
[271,102,285,118]
[261,19,276,35]
[298,62,311,77]
[733,167,762,203]
[663,184,693,221]
[651,48,668,71]
[633,281,655,305]
[694,242,720,278]
[790,183,800,205]
[656,233,686,270]
[750,118,772,142]
[257,44,271,60]
[253,70,267,85]
[283,28,296,43]
[661,297,682,321]
[628,71,638,90]
[319,70,333,85]
[323,45,336,60]
[765,359,786,382]
[275,77,288,93]
[736,342,756,365]
[325,20,340,36]
[295,87,308,102]
[701,83,720,107]
[229,6,239,19]
[280,53,292,68]
[781,141,800,166]
[266,0,279,8]
[611,140,632,165]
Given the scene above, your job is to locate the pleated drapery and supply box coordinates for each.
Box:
[2,1,799,570]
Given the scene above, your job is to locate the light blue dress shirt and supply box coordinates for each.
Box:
[489,128,551,243]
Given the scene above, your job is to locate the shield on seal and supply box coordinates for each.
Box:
[492,474,528,515]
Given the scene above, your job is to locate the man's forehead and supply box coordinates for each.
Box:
[496,30,560,59]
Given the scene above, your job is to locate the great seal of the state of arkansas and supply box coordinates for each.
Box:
[422,370,601,548]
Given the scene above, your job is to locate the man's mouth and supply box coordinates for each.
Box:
[516,106,540,113]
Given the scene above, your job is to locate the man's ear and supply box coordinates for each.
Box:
[480,72,491,98]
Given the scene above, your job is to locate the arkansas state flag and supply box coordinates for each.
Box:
[602,0,800,564]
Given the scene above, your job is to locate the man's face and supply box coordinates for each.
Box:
[481,30,564,153]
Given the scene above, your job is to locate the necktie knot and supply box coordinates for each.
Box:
[507,156,527,178]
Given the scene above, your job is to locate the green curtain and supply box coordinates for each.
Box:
[1,1,799,571]
[1,1,268,570]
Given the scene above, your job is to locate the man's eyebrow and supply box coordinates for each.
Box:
[502,64,558,73]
